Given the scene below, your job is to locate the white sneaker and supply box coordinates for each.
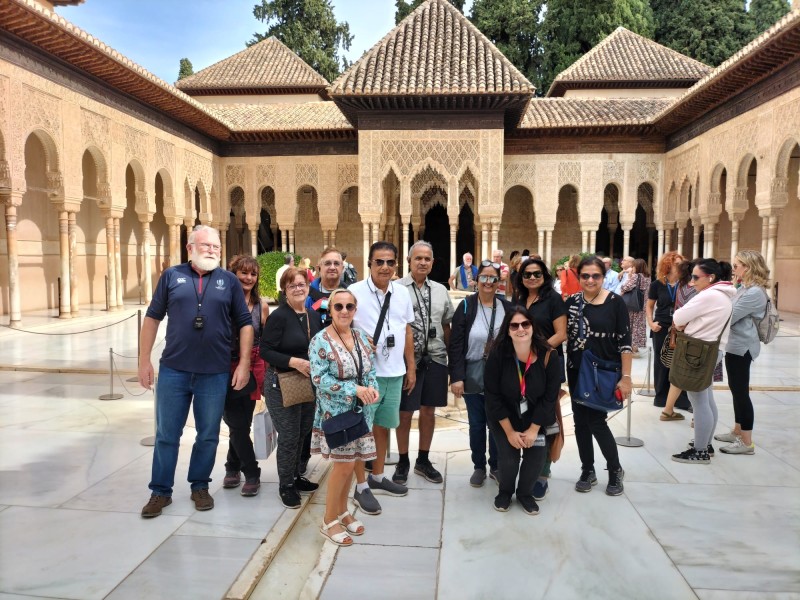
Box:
[714,431,737,443]
[720,437,755,455]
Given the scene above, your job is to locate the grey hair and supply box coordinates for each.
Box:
[408,240,433,258]
[493,248,504,258]
[188,225,220,244]
[463,252,473,260]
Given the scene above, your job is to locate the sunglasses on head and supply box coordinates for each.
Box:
[522,271,544,280]
[580,273,603,281]
[371,259,397,267]
[478,275,499,284]
[480,260,501,269]
[332,302,356,312]
[508,320,532,332]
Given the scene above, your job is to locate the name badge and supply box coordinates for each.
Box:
[519,399,529,414]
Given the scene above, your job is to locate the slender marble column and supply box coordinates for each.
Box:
[766,215,778,290]
[581,230,589,253]
[363,222,371,277]
[692,224,701,259]
[481,224,489,263]
[114,218,123,309]
[142,220,153,302]
[449,223,457,275]
[537,230,544,260]
[69,212,78,316]
[589,230,597,254]
[545,230,553,267]
[58,210,71,318]
[761,217,769,257]
[657,229,665,260]
[4,203,21,325]
[730,220,739,261]
[288,229,295,254]
[105,215,117,310]
[677,227,685,256]
[401,217,410,276]
[622,227,631,258]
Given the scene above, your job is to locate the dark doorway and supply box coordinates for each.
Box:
[456,203,475,266]
[424,204,450,283]
[596,208,623,257]
[258,209,274,254]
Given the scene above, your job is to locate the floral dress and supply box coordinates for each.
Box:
[309,327,379,462]
[620,273,651,351]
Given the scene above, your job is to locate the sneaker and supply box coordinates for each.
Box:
[223,471,241,489]
[368,475,408,497]
[190,488,214,511]
[575,469,598,493]
[392,462,409,484]
[714,431,738,443]
[493,492,512,512]
[364,460,374,472]
[279,484,302,509]
[720,437,755,455]
[241,477,260,497]
[517,495,540,515]
[141,494,172,518]
[606,468,625,496]
[414,461,443,484]
[470,468,487,488]
[294,476,319,495]
[489,468,500,485]
[353,487,382,515]
[671,448,711,464]
[532,479,549,501]
[688,440,715,457]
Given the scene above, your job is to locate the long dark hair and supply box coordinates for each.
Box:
[514,257,555,305]
[491,305,550,359]
[678,259,695,286]
[228,254,261,307]
[695,258,732,284]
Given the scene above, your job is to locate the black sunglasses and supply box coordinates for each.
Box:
[522,271,544,280]
[371,259,397,267]
[332,303,356,312]
[508,321,532,331]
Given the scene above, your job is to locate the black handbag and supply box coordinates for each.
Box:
[622,275,644,311]
[321,403,369,449]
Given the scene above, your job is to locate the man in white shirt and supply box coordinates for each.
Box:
[492,249,509,296]
[349,241,416,512]
[602,257,621,293]
[275,254,294,291]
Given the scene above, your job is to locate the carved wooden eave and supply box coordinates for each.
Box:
[227,129,357,143]
[182,86,329,98]
[549,79,699,96]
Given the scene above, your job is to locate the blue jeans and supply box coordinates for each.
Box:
[463,393,498,471]
[149,365,229,496]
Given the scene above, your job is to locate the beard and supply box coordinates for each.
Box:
[191,252,220,272]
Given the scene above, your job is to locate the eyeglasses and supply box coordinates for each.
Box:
[193,242,221,252]
[286,282,307,291]
[322,260,342,267]
[522,271,544,280]
[481,260,501,269]
[580,273,603,281]
[478,275,499,284]
[371,259,397,268]
[332,303,356,312]
[508,321,532,332]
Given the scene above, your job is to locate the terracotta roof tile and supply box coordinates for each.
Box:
[548,27,712,96]
[520,98,674,129]
[203,102,352,132]
[330,0,533,95]
[176,37,329,92]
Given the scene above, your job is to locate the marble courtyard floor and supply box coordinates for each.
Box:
[0,305,798,599]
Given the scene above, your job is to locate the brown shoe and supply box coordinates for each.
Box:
[241,477,260,497]
[191,488,214,511]
[141,494,172,518]
[223,471,241,488]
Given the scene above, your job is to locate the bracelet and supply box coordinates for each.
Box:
[621,375,631,379]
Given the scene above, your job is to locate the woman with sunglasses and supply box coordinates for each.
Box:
[514,257,566,500]
[309,289,380,546]
[261,267,322,508]
[671,259,735,464]
[565,256,632,496]
[448,260,513,487]
[484,306,561,514]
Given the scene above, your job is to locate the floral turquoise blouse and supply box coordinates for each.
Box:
[309,327,379,431]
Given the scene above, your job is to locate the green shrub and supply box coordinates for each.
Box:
[256,252,301,300]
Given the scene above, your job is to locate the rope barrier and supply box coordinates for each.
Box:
[111,354,151,397]
[1,313,137,335]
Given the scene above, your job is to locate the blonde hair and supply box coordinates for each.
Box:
[327,288,357,314]
[735,250,769,288]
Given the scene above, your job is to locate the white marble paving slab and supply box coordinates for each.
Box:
[695,591,800,600]
[351,488,442,548]
[439,474,696,600]
[626,483,800,593]
[105,535,261,600]
[0,506,183,600]
[0,593,54,599]
[321,545,438,600]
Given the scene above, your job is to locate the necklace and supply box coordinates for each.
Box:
[583,291,602,305]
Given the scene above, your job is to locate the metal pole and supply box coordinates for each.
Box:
[637,346,656,397]
[99,347,123,400]
[616,396,644,447]
[141,375,156,446]
[127,310,142,382]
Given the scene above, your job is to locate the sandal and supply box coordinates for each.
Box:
[320,519,353,547]
[338,511,365,536]
[660,411,685,421]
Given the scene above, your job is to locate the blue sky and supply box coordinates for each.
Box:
[55,0,472,85]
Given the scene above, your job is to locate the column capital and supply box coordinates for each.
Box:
[758,207,783,219]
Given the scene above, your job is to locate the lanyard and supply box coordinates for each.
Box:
[369,279,391,332]
[411,280,432,352]
[666,281,678,304]
[516,351,534,398]
[192,268,212,315]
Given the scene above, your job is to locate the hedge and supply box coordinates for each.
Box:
[256,251,302,300]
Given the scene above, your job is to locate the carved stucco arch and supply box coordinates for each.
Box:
[83,144,110,192]
[774,137,800,178]
[736,154,757,188]
[710,163,727,193]
[26,127,61,180]
[155,167,175,211]
[455,160,480,184]
[409,160,451,192]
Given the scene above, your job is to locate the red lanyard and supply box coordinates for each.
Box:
[516,351,534,397]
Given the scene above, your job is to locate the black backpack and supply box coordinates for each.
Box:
[342,263,358,288]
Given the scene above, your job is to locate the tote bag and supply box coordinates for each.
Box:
[253,404,278,460]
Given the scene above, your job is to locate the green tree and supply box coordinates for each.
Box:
[177,58,194,80]
[652,0,755,66]
[395,0,464,24]
[250,0,353,82]
[470,0,545,92]
[540,0,655,95]
[749,0,791,35]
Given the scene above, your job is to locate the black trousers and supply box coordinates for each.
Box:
[568,368,621,473]
[265,370,315,487]
[725,351,754,430]
[488,421,547,498]
[651,327,690,409]
[223,395,260,480]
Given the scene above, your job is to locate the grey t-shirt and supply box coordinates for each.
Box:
[398,276,455,366]
[466,301,505,362]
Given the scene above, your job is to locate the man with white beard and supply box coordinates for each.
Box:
[139,225,254,518]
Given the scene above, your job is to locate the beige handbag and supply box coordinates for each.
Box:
[277,370,315,407]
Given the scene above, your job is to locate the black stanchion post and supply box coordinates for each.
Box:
[127,310,142,383]
[99,347,123,401]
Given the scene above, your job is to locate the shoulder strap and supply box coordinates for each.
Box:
[373,291,392,342]
[544,347,553,368]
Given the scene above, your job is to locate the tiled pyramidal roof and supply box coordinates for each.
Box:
[205,102,352,132]
[330,0,533,95]
[521,98,673,130]
[175,37,329,94]
[548,27,712,96]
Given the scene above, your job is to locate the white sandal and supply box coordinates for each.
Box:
[338,511,365,536]
[320,519,353,547]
